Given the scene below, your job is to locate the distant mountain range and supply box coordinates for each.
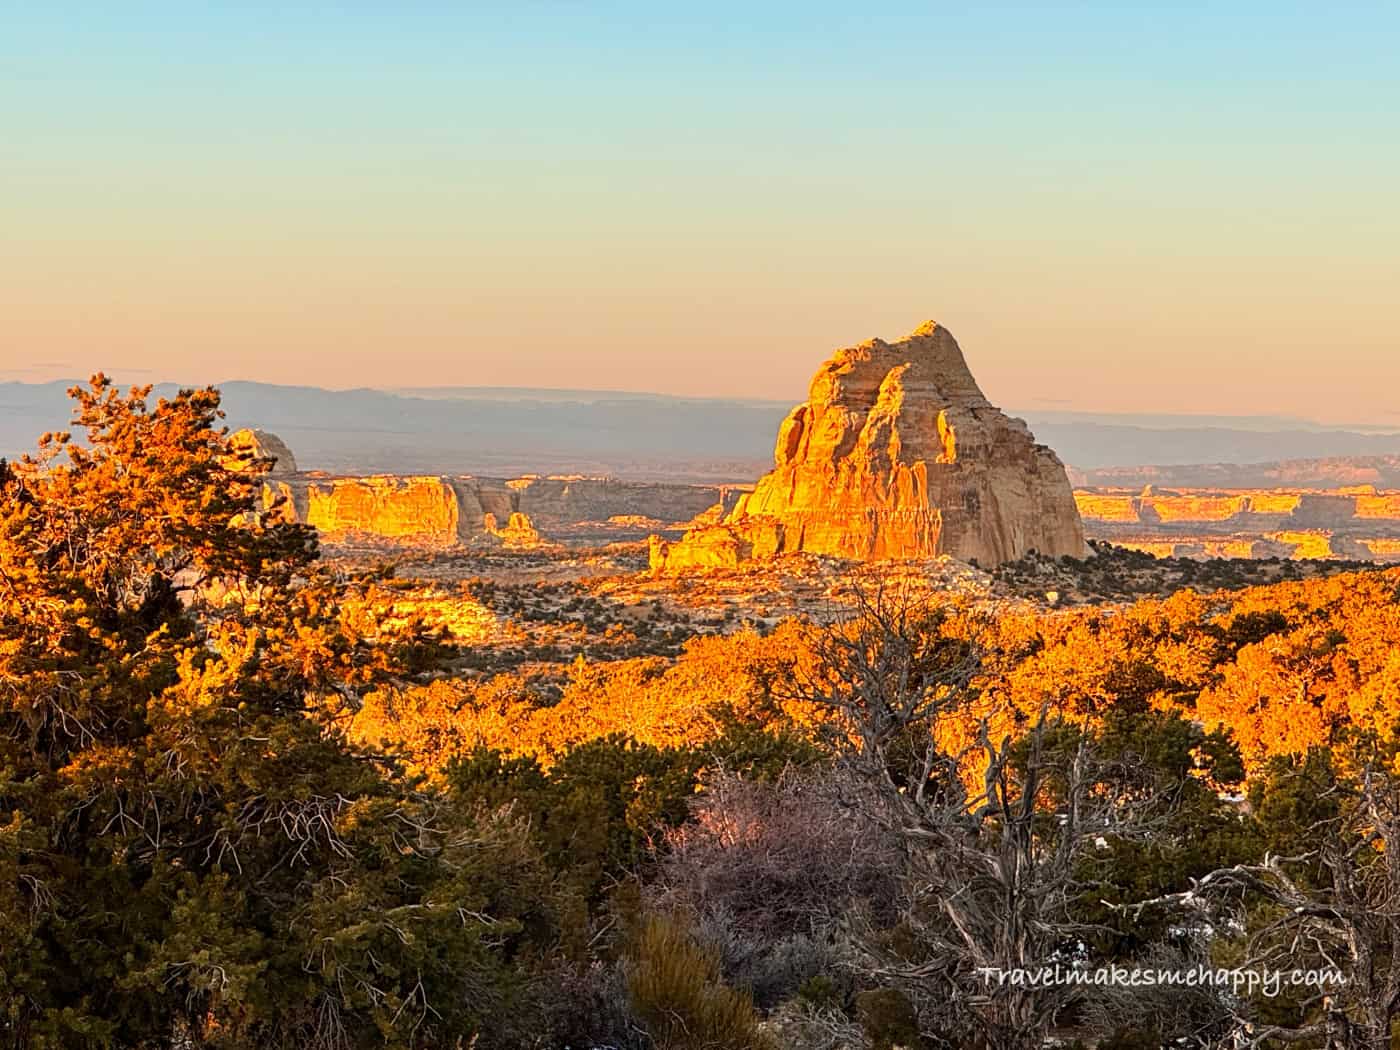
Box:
[5,380,1400,484]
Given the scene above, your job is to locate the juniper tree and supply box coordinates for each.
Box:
[0,378,548,1049]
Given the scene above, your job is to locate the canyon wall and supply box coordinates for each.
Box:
[261,473,729,546]
[1076,485,1400,562]
[1074,487,1400,531]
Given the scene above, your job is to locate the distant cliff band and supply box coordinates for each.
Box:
[258,472,735,546]
[1075,487,1400,561]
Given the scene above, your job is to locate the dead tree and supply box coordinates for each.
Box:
[796,580,1176,1050]
[1127,757,1400,1050]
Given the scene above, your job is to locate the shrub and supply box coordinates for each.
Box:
[856,987,921,1050]
[626,913,772,1050]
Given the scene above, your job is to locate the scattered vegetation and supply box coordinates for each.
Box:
[9,380,1400,1047]
[991,539,1382,603]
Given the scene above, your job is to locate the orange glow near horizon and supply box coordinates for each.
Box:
[3,5,1397,425]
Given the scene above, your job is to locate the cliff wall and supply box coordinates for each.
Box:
[262,474,725,546]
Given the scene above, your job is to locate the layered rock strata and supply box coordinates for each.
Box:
[651,321,1087,572]
[1075,485,1400,562]
[260,473,732,546]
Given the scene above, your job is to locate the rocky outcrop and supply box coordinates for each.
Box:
[305,476,463,545]
[484,511,551,550]
[652,322,1087,572]
[225,428,298,475]
[261,471,727,546]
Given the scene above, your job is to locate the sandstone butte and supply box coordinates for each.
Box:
[650,321,1089,573]
[225,428,298,475]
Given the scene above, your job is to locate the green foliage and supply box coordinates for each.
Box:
[1068,709,1264,957]
[703,714,825,781]
[855,987,922,1050]
[9,379,1400,1047]
[0,380,548,1048]
[1249,746,1344,864]
[448,735,701,922]
[446,722,822,925]
[625,913,772,1050]
[1219,608,1292,651]
[796,974,842,1012]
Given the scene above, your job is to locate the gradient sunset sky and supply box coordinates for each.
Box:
[5,3,1398,422]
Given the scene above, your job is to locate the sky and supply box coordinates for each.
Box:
[3,3,1398,422]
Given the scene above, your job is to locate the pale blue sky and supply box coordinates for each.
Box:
[3,3,1398,420]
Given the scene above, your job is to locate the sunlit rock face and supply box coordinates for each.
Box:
[484,510,551,549]
[1073,485,1400,563]
[306,476,463,545]
[260,470,727,546]
[652,321,1088,572]
[226,428,298,475]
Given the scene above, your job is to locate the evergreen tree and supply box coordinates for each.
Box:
[0,379,546,1048]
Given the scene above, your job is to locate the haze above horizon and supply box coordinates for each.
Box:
[4,4,1398,424]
